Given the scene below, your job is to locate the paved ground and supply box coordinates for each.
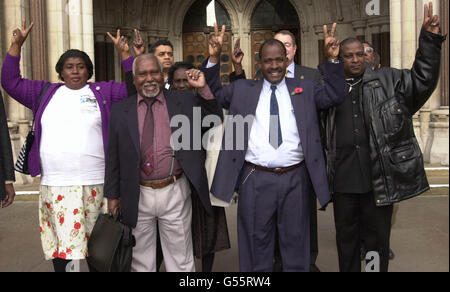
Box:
[0,192,448,272]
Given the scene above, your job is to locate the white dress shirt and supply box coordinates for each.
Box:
[286,62,296,78]
[245,78,304,168]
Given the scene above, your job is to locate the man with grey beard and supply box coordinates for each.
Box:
[104,54,223,272]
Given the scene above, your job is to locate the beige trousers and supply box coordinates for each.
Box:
[131,175,195,272]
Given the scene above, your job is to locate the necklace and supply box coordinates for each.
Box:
[346,78,362,93]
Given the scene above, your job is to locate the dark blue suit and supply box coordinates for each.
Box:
[203,60,345,271]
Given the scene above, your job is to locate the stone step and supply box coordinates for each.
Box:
[425,166,449,186]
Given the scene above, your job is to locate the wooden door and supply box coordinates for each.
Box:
[251,30,275,78]
[251,29,302,78]
[183,31,233,84]
[95,41,115,82]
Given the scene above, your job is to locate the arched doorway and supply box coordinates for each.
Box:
[250,0,301,77]
[183,0,233,84]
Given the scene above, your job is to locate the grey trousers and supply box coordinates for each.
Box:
[131,175,195,272]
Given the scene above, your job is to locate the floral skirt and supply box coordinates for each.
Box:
[38,185,107,261]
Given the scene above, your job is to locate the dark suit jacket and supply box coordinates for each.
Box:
[104,90,223,228]
[202,60,346,209]
[0,92,15,200]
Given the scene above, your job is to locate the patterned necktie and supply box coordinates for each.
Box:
[270,85,283,149]
[141,98,156,176]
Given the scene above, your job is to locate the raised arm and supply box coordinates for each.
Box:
[314,23,346,110]
[209,23,226,64]
[107,29,132,61]
[230,37,247,82]
[1,20,49,110]
[185,69,223,123]
[400,2,445,114]
[123,29,145,97]
[105,29,137,101]
[133,29,145,57]
[8,19,34,57]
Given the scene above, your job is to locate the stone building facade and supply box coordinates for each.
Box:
[1,0,448,185]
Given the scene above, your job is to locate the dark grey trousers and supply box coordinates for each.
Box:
[237,163,312,272]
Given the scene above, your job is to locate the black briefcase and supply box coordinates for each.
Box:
[87,212,136,272]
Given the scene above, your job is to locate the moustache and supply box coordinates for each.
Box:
[142,82,161,98]
[143,82,159,89]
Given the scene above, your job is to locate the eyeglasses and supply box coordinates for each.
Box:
[364,47,374,53]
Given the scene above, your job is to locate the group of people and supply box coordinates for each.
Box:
[0,2,445,272]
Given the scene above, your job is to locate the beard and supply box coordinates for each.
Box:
[142,82,161,98]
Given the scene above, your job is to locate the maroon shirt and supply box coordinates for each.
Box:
[138,86,214,181]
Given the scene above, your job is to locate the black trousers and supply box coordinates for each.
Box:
[333,192,393,272]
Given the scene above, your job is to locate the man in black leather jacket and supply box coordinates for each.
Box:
[321,3,446,272]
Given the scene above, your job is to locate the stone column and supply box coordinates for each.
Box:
[79,0,95,81]
[240,27,252,78]
[67,0,83,50]
[390,0,402,69]
[47,0,95,81]
[46,0,70,82]
[429,0,449,166]
[352,19,367,40]
[3,0,32,122]
[401,0,417,68]
[300,26,317,69]
[30,0,49,82]
[81,0,95,68]
[172,33,183,64]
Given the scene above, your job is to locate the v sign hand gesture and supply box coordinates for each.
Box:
[133,29,145,57]
[9,20,34,57]
[232,37,244,76]
[209,23,226,64]
[323,23,340,62]
[107,29,131,60]
[423,2,440,34]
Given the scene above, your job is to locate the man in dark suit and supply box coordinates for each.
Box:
[229,28,323,272]
[104,54,222,272]
[1,91,15,208]
[203,24,345,272]
[273,29,322,272]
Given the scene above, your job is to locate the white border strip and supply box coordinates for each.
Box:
[426,167,449,171]
[430,184,449,188]
[16,191,40,196]
[13,183,449,196]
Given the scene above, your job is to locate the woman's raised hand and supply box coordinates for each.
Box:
[107,29,131,60]
[9,20,34,56]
